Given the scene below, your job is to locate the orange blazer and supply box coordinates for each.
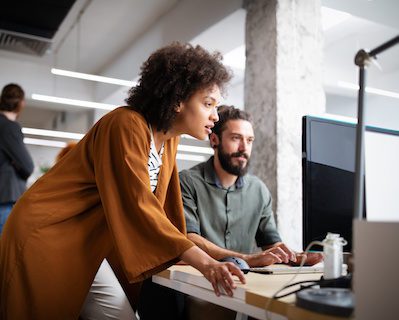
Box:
[0,107,194,319]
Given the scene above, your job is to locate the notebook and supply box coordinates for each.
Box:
[250,262,327,274]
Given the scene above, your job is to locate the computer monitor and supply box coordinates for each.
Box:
[302,114,399,252]
[302,115,360,252]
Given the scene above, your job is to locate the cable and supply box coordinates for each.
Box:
[273,275,351,299]
[273,282,319,299]
[265,240,324,320]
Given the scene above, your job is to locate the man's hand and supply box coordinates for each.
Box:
[244,243,297,267]
[289,252,323,266]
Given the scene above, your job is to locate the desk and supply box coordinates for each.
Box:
[153,265,351,320]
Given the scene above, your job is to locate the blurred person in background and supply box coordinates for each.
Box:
[0,83,33,234]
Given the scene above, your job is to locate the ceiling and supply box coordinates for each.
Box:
[0,0,398,133]
[0,0,76,57]
[0,0,76,38]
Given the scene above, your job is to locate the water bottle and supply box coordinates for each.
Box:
[322,233,347,279]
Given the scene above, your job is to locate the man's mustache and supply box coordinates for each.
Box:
[230,152,249,159]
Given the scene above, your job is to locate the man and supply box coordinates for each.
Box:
[181,105,321,266]
[179,105,322,319]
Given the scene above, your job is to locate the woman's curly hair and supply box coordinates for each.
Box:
[125,42,232,132]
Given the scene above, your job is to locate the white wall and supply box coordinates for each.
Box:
[326,93,399,131]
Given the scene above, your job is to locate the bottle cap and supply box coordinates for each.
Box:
[324,233,348,246]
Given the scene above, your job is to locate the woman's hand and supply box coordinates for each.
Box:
[200,261,246,297]
[180,245,246,296]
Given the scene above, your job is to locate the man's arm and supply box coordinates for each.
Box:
[253,181,303,264]
[181,172,296,267]
[188,232,246,261]
[262,242,296,262]
[188,233,292,267]
[262,242,323,266]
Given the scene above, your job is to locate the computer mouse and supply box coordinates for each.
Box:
[219,256,250,274]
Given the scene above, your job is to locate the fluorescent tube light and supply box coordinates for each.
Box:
[337,81,399,99]
[51,68,137,87]
[24,137,67,148]
[177,145,213,155]
[21,129,214,153]
[22,128,211,160]
[31,94,117,110]
[22,127,84,140]
[176,153,208,162]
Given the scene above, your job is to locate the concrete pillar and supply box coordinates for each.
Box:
[244,0,325,250]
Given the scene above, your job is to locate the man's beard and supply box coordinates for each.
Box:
[217,144,250,177]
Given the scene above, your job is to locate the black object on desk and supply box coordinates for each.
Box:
[296,287,354,317]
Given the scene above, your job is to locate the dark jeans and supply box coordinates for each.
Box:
[0,202,14,233]
[137,278,256,320]
[137,278,186,320]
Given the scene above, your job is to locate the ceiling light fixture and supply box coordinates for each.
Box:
[51,68,137,87]
[24,137,67,148]
[22,127,84,140]
[31,94,117,110]
[337,81,399,99]
[22,127,212,156]
[177,145,213,155]
[24,135,209,161]
[176,154,208,162]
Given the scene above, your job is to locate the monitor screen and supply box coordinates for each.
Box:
[302,115,399,252]
[302,115,360,252]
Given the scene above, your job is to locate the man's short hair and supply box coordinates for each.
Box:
[211,105,252,139]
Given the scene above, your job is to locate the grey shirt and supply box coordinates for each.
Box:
[0,114,34,203]
[179,157,281,254]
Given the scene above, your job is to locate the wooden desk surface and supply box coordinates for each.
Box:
[154,265,351,320]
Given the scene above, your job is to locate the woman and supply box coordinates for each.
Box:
[0,83,34,233]
[0,42,246,319]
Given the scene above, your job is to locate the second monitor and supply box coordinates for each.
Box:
[302,114,399,252]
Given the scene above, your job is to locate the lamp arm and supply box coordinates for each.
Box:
[352,35,399,221]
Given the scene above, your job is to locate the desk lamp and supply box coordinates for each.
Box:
[296,35,399,317]
[352,35,399,220]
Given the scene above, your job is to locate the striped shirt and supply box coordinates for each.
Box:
[148,125,164,193]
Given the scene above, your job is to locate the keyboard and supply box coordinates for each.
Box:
[250,263,324,274]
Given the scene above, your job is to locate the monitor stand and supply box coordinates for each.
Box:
[296,287,354,317]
